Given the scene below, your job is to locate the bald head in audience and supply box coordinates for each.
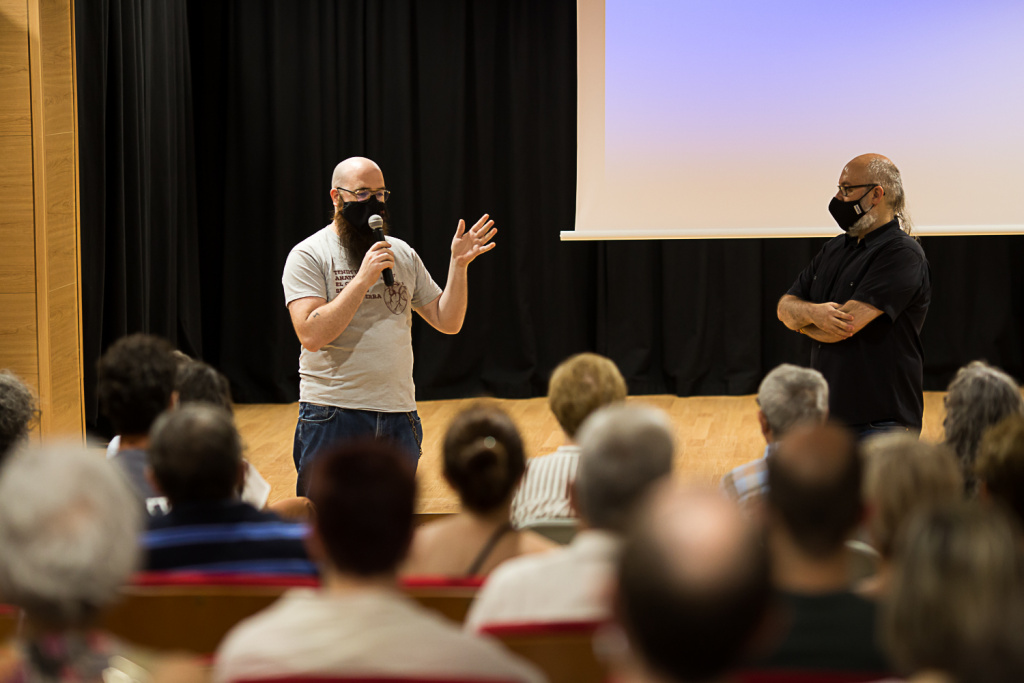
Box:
[615,485,770,683]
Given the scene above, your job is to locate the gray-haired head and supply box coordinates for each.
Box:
[757,364,829,439]
[944,361,1024,492]
[574,404,675,532]
[149,404,243,504]
[864,155,913,235]
[0,444,142,626]
[0,370,37,463]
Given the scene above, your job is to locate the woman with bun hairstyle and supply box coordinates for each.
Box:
[402,405,557,577]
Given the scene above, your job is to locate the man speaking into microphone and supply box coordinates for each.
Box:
[283,157,496,494]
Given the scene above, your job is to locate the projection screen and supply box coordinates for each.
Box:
[567,0,1024,240]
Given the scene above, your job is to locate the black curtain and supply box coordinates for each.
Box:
[77,0,1024,428]
[77,0,202,431]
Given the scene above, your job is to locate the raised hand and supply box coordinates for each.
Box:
[450,214,497,267]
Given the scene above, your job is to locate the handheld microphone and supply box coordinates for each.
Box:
[368,214,394,287]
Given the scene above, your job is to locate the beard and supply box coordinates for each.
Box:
[334,205,390,260]
[847,210,878,238]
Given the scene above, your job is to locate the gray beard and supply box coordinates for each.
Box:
[847,211,878,238]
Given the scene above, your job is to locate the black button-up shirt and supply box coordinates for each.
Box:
[787,220,931,429]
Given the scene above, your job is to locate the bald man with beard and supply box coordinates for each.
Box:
[283,157,496,494]
[777,154,930,438]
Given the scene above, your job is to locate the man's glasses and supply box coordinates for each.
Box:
[837,184,877,198]
[335,187,391,203]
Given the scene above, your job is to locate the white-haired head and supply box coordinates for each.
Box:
[0,444,142,625]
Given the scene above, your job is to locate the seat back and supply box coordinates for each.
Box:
[517,518,579,546]
[736,670,890,683]
[400,577,482,624]
[100,573,317,654]
[0,604,20,641]
[482,621,607,683]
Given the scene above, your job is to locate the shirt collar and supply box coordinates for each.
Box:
[843,218,901,249]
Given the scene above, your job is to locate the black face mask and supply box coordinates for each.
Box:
[341,196,387,229]
[828,188,875,232]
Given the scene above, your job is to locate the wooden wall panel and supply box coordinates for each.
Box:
[43,130,75,290]
[46,282,80,433]
[0,134,35,293]
[1,0,83,439]
[0,0,31,134]
[0,292,38,393]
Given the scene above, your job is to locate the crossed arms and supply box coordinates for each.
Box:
[777,294,883,343]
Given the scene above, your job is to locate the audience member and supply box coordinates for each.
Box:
[0,370,37,465]
[402,405,556,577]
[857,433,962,598]
[975,414,1024,529]
[751,423,890,675]
[511,352,627,528]
[0,446,204,682]
[720,364,828,509]
[882,502,1024,683]
[143,405,314,575]
[214,440,544,683]
[611,485,771,683]
[465,403,674,631]
[942,360,1024,492]
[96,333,178,504]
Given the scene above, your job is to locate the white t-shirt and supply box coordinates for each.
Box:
[214,588,544,683]
[464,530,621,633]
[282,225,442,412]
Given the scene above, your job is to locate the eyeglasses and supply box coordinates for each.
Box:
[837,184,877,198]
[335,187,391,203]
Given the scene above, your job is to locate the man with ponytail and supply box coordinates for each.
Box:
[777,153,930,437]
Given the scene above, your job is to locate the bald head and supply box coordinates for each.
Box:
[617,484,770,682]
[837,153,909,234]
[767,423,863,558]
[331,157,384,192]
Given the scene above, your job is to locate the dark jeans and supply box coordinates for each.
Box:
[848,420,921,441]
[292,403,422,495]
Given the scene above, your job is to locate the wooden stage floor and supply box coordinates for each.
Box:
[236,393,949,513]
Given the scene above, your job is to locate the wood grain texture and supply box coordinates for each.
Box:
[39,0,72,135]
[237,392,953,513]
[45,281,81,435]
[0,0,32,134]
[43,130,75,290]
[0,292,38,392]
[0,133,35,293]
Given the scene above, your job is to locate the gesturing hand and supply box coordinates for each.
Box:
[451,214,497,267]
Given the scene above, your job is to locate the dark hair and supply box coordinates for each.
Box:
[96,334,178,435]
[767,423,863,558]
[617,494,772,682]
[149,405,242,503]
[307,439,416,576]
[442,406,525,514]
[176,360,233,414]
[0,370,37,461]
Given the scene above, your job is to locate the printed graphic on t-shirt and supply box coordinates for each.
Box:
[333,268,408,315]
[385,282,410,314]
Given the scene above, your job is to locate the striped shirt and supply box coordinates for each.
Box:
[719,444,773,510]
[510,445,580,528]
[144,500,316,575]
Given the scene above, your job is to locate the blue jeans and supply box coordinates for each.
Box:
[293,403,422,495]
[849,420,921,441]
